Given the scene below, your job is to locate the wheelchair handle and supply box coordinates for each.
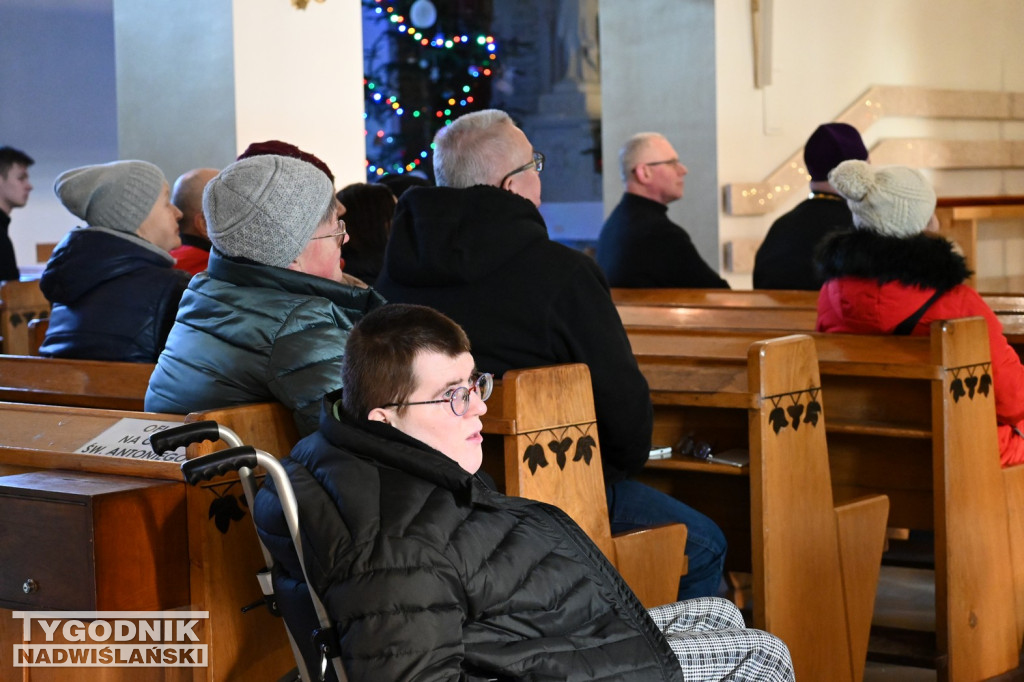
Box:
[150,421,222,454]
[181,446,259,486]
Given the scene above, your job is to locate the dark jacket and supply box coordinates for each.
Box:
[145,249,386,434]
[375,185,653,483]
[753,193,854,290]
[816,229,1024,466]
[39,226,188,362]
[0,210,18,281]
[596,192,729,289]
[253,399,685,682]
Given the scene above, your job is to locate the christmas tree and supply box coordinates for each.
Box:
[363,0,499,180]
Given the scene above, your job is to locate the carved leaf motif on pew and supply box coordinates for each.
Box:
[767,388,822,435]
[768,406,788,434]
[574,435,596,465]
[805,390,822,427]
[524,442,548,474]
[549,437,572,470]
[786,403,805,431]
[979,372,992,397]
[949,364,991,403]
[203,481,248,534]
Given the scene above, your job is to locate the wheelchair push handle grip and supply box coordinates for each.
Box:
[181,446,258,486]
[150,421,222,454]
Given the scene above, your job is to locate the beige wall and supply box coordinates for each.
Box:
[714,0,1024,287]
[114,0,366,188]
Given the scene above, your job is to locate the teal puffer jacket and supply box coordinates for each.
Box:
[144,250,386,434]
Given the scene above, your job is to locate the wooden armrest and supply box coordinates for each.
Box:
[834,494,890,682]
[612,523,688,608]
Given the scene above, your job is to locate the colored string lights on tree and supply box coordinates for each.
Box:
[364,0,500,177]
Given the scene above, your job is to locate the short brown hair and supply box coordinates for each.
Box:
[341,304,471,420]
[0,146,33,178]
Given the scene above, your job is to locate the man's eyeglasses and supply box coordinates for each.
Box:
[311,218,347,247]
[634,158,682,173]
[383,373,493,417]
[500,151,545,187]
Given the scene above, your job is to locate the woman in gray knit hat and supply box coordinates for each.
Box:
[145,152,386,436]
[38,159,189,362]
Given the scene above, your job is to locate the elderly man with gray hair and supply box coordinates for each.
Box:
[145,152,385,434]
[597,132,729,289]
[376,109,727,603]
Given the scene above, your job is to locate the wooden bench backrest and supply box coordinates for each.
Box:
[612,287,1024,349]
[618,304,817,332]
[184,401,301,459]
[493,363,614,558]
[0,279,50,356]
[630,319,1019,680]
[0,355,154,410]
[611,287,819,309]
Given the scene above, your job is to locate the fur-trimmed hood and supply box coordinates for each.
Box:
[815,229,971,290]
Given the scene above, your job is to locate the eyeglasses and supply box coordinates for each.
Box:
[500,151,545,187]
[634,158,682,173]
[311,219,347,247]
[383,372,493,417]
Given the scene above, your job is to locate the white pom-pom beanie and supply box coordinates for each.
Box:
[828,160,937,238]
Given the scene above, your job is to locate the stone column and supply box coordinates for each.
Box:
[112,0,366,187]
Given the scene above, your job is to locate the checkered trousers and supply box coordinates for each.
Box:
[648,597,795,681]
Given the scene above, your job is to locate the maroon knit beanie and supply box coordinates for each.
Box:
[238,140,335,184]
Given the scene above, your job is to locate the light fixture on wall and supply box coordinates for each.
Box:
[292,0,326,8]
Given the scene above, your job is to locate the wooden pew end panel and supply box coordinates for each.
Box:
[612,523,688,609]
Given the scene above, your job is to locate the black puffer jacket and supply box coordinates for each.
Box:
[253,399,684,682]
[376,186,653,484]
[39,226,188,362]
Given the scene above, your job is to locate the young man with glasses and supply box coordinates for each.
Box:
[146,152,385,435]
[376,110,727,603]
[596,132,730,288]
[254,303,794,682]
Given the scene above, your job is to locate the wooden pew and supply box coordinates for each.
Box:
[640,335,888,681]
[0,401,301,682]
[935,195,1024,291]
[0,355,154,410]
[627,318,1019,681]
[612,288,1024,352]
[0,279,49,356]
[611,287,818,309]
[612,286,1024,314]
[482,363,689,609]
[0,357,888,680]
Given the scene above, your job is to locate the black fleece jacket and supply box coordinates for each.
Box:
[376,185,654,483]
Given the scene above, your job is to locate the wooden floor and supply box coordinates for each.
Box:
[864,566,937,681]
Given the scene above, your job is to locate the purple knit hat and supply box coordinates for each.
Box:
[804,123,868,182]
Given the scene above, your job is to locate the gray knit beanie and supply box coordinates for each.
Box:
[204,155,333,268]
[54,160,166,234]
[829,160,937,238]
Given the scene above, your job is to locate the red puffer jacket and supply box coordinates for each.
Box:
[816,230,1024,467]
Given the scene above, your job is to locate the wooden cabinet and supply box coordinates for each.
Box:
[0,470,188,611]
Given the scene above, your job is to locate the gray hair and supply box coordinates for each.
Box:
[433,109,520,188]
[618,132,664,182]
